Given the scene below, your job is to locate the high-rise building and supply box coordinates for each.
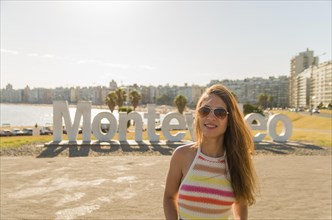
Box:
[296,69,311,108]
[289,49,318,107]
[310,61,332,108]
[109,80,118,91]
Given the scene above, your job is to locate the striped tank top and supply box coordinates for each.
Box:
[178,147,235,220]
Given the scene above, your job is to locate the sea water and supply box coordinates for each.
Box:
[0,104,122,127]
[0,103,168,127]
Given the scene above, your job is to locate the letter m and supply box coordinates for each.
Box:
[53,101,91,142]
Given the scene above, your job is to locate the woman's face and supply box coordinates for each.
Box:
[198,94,229,140]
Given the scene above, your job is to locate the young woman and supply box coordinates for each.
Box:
[163,84,257,220]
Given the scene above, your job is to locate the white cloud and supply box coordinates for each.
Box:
[27,53,39,57]
[102,73,118,78]
[77,59,155,70]
[41,54,55,58]
[1,49,19,55]
[26,53,55,58]
[104,72,127,79]
[77,59,129,68]
[103,62,130,69]
[138,65,155,70]
[101,72,128,82]
[77,59,101,64]
[199,72,221,78]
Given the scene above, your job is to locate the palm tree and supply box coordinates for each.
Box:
[129,90,142,111]
[174,94,188,114]
[105,92,117,112]
[115,88,127,108]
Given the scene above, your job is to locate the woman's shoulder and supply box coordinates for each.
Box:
[171,143,198,175]
[172,142,197,158]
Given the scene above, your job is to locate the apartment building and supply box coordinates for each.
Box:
[289,49,318,107]
[1,77,289,108]
[0,84,22,103]
[211,76,289,108]
[177,84,205,107]
[310,61,332,108]
[296,69,311,108]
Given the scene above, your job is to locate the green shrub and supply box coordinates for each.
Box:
[243,103,264,116]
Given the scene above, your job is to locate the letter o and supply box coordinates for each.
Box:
[267,114,292,142]
[92,112,117,142]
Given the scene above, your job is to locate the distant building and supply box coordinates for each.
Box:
[289,49,318,107]
[177,84,205,107]
[0,84,22,103]
[53,87,70,101]
[101,87,111,106]
[296,69,311,108]
[109,80,118,91]
[36,88,53,104]
[289,49,331,109]
[138,85,150,104]
[22,86,31,103]
[70,87,78,103]
[310,61,332,108]
[209,76,289,108]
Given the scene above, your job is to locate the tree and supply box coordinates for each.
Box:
[105,92,117,112]
[258,93,268,109]
[268,96,274,108]
[174,95,188,114]
[243,103,264,116]
[115,88,127,108]
[118,106,133,128]
[156,94,172,105]
[129,90,142,111]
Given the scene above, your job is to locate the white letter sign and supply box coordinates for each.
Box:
[52,101,293,143]
[53,101,91,142]
[161,112,186,142]
[244,113,267,142]
[92,112,117,142]
[267,114,293,142]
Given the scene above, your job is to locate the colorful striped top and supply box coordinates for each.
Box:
[178,147,235,220]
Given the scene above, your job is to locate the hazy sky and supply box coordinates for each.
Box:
[1,1,331,89]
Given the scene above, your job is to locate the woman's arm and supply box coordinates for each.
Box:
[232,202,248,220]
[163,148,184,220]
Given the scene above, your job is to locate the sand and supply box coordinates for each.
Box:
[1,153,331,220]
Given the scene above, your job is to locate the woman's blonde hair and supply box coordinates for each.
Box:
[194,84,257,205]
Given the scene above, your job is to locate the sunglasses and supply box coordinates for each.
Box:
[198,106,229,119]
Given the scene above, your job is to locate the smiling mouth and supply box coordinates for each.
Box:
[204,124,218,128]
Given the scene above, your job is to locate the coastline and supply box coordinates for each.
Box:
[0,102,185,112]
[0,103,187,129]
[0,103,189,128]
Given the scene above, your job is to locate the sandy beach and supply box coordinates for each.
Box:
[1,143,331,220]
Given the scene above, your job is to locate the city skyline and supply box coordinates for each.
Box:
[2,74,287,90]
[1,1,331,89]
